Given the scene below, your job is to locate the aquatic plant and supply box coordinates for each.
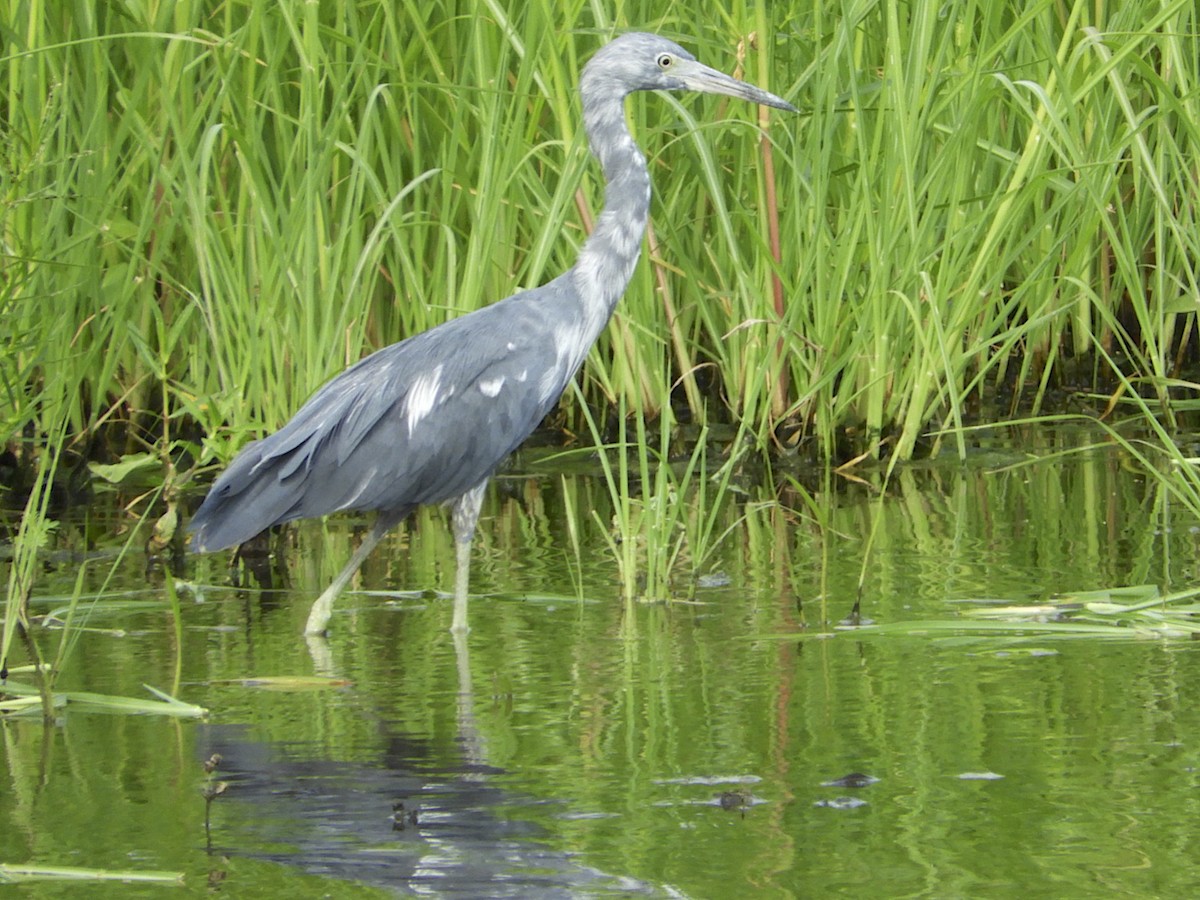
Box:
[1,0,1196,474]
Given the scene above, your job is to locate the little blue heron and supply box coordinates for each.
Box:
[189,32,795,635]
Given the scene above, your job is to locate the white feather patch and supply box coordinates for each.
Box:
[405,365,444,436]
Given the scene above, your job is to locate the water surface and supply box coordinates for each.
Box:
[3,428,1200,896]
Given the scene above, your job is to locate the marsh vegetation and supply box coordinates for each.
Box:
[3,1,1200,893]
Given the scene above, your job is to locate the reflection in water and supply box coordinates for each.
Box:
[453,630,488,771]
[249,628,631,896]
[197,718,647,896]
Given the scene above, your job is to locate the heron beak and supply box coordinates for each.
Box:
[677,61,797,113]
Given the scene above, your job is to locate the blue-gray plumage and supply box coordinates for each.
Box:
[189,32,796,636]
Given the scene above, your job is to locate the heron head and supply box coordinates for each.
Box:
[581,32,796,113]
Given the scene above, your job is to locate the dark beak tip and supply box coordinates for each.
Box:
[754,95,798,114]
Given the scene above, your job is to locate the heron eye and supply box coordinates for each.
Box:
[656,53,673,70]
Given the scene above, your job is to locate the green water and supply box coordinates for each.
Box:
[3,430,1200,897]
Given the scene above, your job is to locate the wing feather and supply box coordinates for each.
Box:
[189,283,578,552]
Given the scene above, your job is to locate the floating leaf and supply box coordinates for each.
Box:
[0,682,206,717]
[0,695,63,716]
[212,675,353,691]
[814,797,868,809]
[761,582,1200,644]
[821,773,879,788]
[0,863,183,884]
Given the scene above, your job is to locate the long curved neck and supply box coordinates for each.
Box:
[571,88,651,326]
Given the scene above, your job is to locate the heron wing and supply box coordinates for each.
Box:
[190,280,579,551]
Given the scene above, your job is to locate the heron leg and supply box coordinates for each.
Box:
[450,482,488,634]
[304,511,402,635]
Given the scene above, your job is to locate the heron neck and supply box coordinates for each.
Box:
[572,93,651,321]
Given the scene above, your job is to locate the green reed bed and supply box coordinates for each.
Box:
[4,0,1197,474]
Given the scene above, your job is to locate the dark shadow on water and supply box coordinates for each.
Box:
[197,722,650,897]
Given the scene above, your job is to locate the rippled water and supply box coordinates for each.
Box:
[4,429,1200,896]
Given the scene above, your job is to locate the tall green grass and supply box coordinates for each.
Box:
[1,0,1197,474]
